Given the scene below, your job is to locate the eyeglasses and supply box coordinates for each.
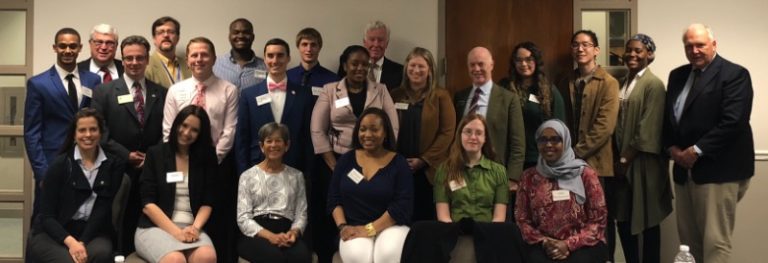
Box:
[56,43,80,50]
[536,136,563,145]
[514,56,535,64]
[461,129,484,138]
[154,29,177,36]
[571,42,595,49]
[123,55,147,63]
[91,40,116,48]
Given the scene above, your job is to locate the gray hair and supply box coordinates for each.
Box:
[364,20,390,40]
[258,122,290,144]
[91,23,118,41]
[683,23,715,42]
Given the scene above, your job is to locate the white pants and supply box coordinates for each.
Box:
[339,225,410,263]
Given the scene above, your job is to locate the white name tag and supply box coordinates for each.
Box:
[528,94,540,104]
[347,169,364,184]
[311,86,324,96]
[335,97,350,108]
[177,91,191,101]
[395,102,409,110]
[449,180,467,192]
[82,87,93,98]
[254,70,267,79]
[117,94,134,104]
[166,171,184,183]
[256,94,272,106]
[552,190,570,202]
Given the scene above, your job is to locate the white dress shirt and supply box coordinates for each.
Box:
[266,76,287,123]
[55,64,86,106]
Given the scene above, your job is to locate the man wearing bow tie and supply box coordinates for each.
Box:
[235,38,313,175]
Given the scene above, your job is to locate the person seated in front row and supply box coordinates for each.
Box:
[516,119,608,263]
[134,105,217,263]
[328,107,413,263]
[27,108,125,263]
[402,113,522,263]
[236,122,311,263]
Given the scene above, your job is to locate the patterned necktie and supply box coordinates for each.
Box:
[167,60,179,83]
[100,67,112,84]
[193,82,206,109]
[468,87,483,114]
[133,82,145,127]
[66,74,78,109]
[368,63,379,82]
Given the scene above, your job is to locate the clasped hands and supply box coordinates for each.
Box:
[339,225,369,241]
[260,229,298,247]
[669,146,699,169]
[173,225,201,243]
[542,237,570,260]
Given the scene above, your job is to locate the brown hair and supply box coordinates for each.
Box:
[442,114,497,189]
[399,47,440,103]
[506,41,553,117]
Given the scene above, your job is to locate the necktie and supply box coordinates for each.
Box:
[301,71,311,88]
[268,82,287,91]
[368,63,379,82]
[675,69,701,123]
[193,83,206,109]
[167,60,179,83]
[468,87,483,114]
[100,67,112,84]
[573,79,586,142]
[133,82,145,127]
[66,74,79,109]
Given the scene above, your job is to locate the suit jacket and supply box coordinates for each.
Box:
[32,149,125,244]
[311,79,399,155]
[137,143,218,228]
[337,56,403,91]
[92,78,167,170]
[145,52,191,89]
[663,55,754,184]
[559,66,619,177]
[390,88,456,183]
[235,80,313,175]
[24,66,102,180]
[454,84,525,181]
[77,58,125,78]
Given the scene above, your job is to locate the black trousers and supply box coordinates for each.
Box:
[524,242,607,263]
[118,169,142,254]
[209,153,238,263]
[237,216,312,263]
[412,168,436,221]
[307,154,338,263]
[401,220,525,263]
[27,221,112,263]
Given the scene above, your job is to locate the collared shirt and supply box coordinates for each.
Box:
[72,146,108,220]
[55,64,85,106]
[124,77,147,103]
[266,76,287,123]
[156,52,183,84]
[236,165,308,237]
[619,67,647,100]
[212,50,267,90]
[89,59,120,81]
[463,80,493,117]
[674,55,715,156]
[287,63,339,92]
[371,57,384,83]
[433,155,508,222]
[163,75,239,163]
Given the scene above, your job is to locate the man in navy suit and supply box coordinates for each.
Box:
[663,23,753,263]
[77,24,124,83]
[24,27,101,214]
[235,38,312,175]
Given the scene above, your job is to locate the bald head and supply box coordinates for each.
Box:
[683,23,717,69]
[467,47,494,86]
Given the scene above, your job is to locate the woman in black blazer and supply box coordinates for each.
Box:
[134,105,218,263]
[27,108,126,263]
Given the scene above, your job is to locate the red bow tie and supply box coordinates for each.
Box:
[268,82,286,91]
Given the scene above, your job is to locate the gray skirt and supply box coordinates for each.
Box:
[135,223,214,263]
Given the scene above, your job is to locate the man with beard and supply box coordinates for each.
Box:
[146,16,191,89]
[213,18,267,90]
[78,24,123,84]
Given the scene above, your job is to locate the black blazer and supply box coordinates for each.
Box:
[78,59,125,78]
[32,149,125,244]
[337,56,403,91]
[663,55,754,184]
[93,78,167,172]
[137,143,218,228]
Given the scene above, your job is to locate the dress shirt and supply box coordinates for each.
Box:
[124,77,147,102]
[673,59,713,156]
[287,64,339,91]
[237,165,308,237]
[433,156,508,222]
[156,52,183,84]
[163,75,239,163]
[463,80,493,117]
[619,68,647,100]
[371,57,384,83]
[55,64,85,106]
[213,50,267,90]
[89,60,119,81]
[72,146,108,221]
[266,76,287,123]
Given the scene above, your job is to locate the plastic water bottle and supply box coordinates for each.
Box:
[114,255,125,263]
[673,245,695,263]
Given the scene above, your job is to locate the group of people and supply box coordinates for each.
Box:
[22,13,752,263]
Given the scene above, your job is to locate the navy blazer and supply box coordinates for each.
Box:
[77,58,125,79]
[235,80,313,175]
[32,148,125,244]
[663,55,754,184]
[24,66,102,180]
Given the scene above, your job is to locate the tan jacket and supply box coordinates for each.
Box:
[145,51,192,89]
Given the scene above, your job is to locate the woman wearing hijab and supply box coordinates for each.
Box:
[515,119,607,263]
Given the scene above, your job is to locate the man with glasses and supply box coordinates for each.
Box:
[24,27,102,215]
[146,16,191,89]
[78,24,123,83]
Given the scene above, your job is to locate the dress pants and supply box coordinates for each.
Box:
[238,216,311,263]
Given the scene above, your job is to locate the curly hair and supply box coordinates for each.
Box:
[506,41,553,117]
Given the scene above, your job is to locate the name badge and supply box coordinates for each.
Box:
[335,97,350,108]
[528,94,540,104]
[166,171,184,183]
[395,102,409,110]
[256,94,272,106]
[82,87,93,98]
[449,180,467,192]
[347,169,364,184]
[254,70,267,79]
[177,91,191,101]
[552,190,571,202]
[311,86,324,96]
[117,94,134,104]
